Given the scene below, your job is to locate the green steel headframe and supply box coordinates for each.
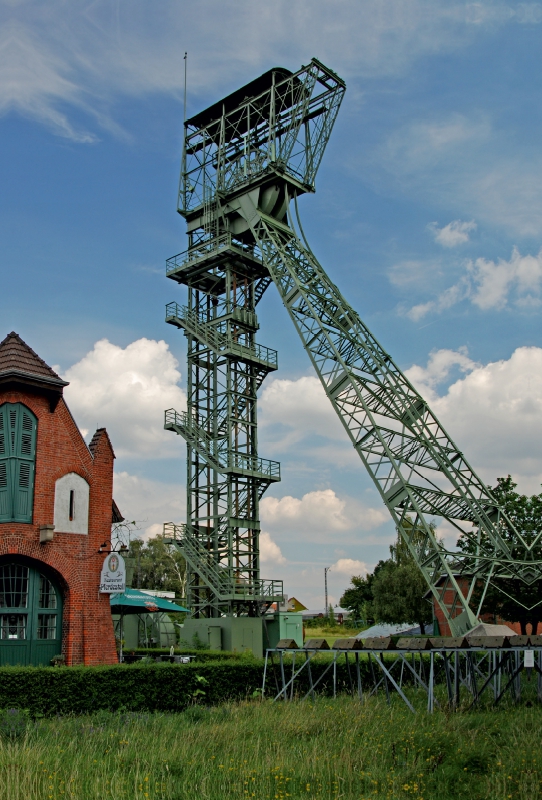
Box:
[166,58,542,633]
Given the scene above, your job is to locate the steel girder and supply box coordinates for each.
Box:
[168,58,542,634]
[235,196,541,633]
[165,250,282,617]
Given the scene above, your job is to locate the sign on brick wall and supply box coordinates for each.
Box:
[99,553,126,593]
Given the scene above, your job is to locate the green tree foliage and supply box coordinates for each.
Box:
[340,522,435,632]
[339,572,378,622]
[457,475,542,634]
[128,535,186,598]
[371,561,432,634]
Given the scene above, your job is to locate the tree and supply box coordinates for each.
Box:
[339,521,436,632]
[371,561,432,634]
[457,476,542,634]
[128,536,187,599]
[340,568,381,622]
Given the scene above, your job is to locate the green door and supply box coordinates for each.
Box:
[0,562,63,666]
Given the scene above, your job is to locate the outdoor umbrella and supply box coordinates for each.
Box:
[110,589,189,661]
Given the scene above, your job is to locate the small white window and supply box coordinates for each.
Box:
[53,473,89,534]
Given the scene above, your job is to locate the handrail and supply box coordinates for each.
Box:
[166,233,260,276]
[164,409,280,480]
[165,303,278,369]
[163,523,284,601]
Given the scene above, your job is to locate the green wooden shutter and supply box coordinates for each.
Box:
[0,408,10,521]
[0,404,37,523]
[0,461,10,521]
[13,406,36,523]
[13,460,34,522]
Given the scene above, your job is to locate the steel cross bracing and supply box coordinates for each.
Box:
[164,238,283,617]
[168,58,542,633]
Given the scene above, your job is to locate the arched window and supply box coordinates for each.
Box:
[0,403,37,523]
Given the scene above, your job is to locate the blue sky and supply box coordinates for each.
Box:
[2,1,542,608]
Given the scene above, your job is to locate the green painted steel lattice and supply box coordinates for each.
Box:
[165,58,541,633]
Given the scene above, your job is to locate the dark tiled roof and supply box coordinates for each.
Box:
[0,331,67,385]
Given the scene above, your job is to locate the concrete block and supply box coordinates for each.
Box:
[276,638,298,649]
[430,636,470,649]
[509,635,530,647]
[332,638,364,650]
[468,635,509,648]
[363,636,395,650]
[304,638,329,650]
[396,637,432,650]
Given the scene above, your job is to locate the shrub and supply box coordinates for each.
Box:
[0,657,377,717]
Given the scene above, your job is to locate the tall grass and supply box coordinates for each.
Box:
[0,696,539,799]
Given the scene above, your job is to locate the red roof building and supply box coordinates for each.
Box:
[0,332,118,665]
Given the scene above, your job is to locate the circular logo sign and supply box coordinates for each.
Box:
[108,554,119,573]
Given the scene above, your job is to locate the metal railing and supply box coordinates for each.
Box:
[166,233,260,276]
[163,522,283,602]
[164,408,280,481]
[165,303,278,369]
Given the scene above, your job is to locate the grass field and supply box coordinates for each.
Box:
[303,625,365,646]
[0,695,539,800]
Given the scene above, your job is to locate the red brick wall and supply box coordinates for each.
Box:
[0,389,118,665]
[433,581,536,636]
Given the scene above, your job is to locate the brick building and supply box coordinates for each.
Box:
[431,576,524,636]
[0,332,118,666]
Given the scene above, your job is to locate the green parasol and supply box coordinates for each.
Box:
[110,589,189,661]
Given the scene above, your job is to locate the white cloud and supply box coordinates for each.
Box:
[376,107,542,237]
[113,471,185,538]
[407,278,470,321]
[382,114,491,173]
[260,376,337,439]
[0,1,536,140]
[261,489,387,535]
[61,338,186,459]
[329,557,369,576]
[470,247,542,309]
[404,346,478,400]
[260,532,286,565]
[429,219,477,247]
[406,247,542,319]
[406,346,542,493]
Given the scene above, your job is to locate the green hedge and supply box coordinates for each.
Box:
[130,648,246,661]
[0,658,382,717]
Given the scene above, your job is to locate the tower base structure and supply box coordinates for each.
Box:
[180,611,304,657]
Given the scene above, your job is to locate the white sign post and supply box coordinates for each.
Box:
[524,650,535,669]
[99,552,126,594]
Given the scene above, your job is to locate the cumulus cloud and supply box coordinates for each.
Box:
[404,346,478,400]
[406,247,542,320]
[260,532,286,565]
[329,557,369,576]
[113,471,185,538]
[406,346,542,492]
[260,489,387,535]
[260,376,337,438]
[429,219,477,247]
[61,338,186,458]
[0,1,537,140]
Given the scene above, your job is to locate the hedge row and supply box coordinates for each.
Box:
[0,658,389,717]
[130,648,245,661]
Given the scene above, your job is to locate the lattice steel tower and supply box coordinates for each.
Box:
[165,58,542,636]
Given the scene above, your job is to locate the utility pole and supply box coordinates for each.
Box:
[324,566,330,618]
